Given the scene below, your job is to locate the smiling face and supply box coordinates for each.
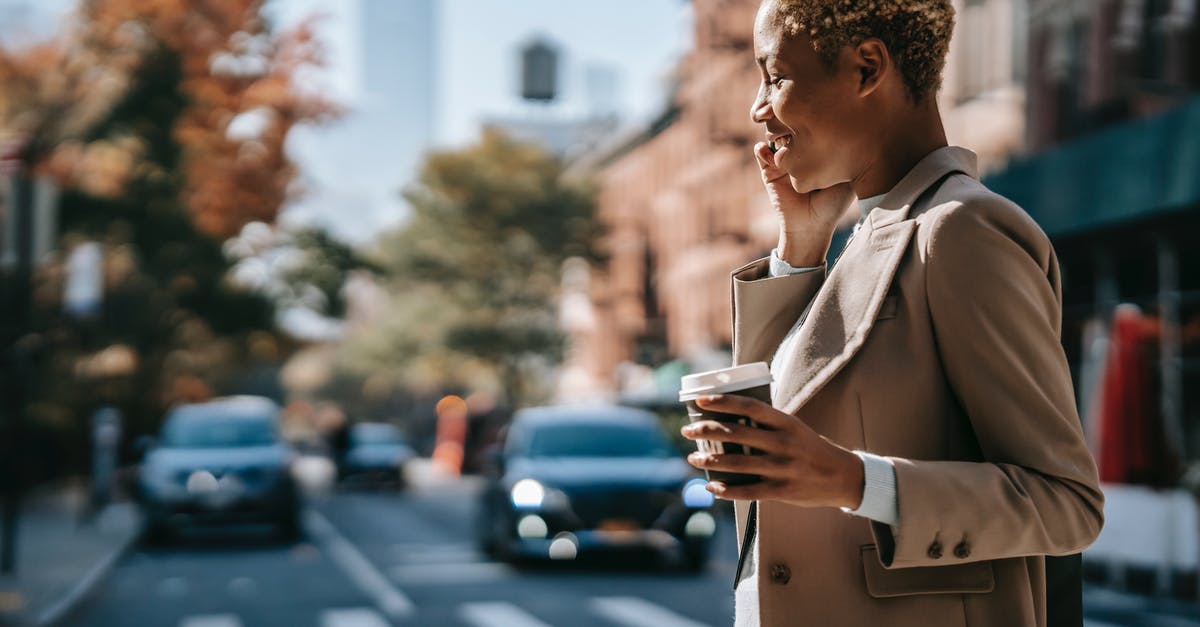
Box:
[751,1,875,193]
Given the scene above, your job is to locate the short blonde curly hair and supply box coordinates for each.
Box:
[768,0,955,101]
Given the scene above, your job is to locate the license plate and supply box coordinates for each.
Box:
[597,519,640,532]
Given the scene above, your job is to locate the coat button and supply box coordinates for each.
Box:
[954,542,971,559]
[769,563,791,585]
[927,541,943,559]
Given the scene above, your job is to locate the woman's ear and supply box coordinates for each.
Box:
[854,38,889,96]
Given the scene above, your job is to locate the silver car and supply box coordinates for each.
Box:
[138,396,300,543]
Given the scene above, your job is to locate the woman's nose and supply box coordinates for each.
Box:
[750,88,773,124]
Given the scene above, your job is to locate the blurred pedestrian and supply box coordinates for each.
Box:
[680,1,1104,625]
[317,404,351,476]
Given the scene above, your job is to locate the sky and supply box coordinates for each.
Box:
[433,0,692,146]
[268,0,692,146]
[0,0,694,243]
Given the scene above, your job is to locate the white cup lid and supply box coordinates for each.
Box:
[679,362,772,401]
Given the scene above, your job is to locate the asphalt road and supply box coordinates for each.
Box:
[56,476,1200,627]
[59,479,740,627]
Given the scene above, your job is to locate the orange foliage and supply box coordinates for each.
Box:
[0,0,339,239]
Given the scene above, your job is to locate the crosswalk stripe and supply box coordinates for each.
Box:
[320,607,393,627]
[179,615,243,627]
[589,597,714,627]
[459,601,554,627]
[303,509,415,619]
[389,562,512,585]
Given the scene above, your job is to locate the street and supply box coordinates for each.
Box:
[52,475,1200,627]
[59,479,740,627]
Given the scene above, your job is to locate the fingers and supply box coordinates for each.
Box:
[753,142,789,184]
[694,394,794,430]
[754,141,774,168]
[707,479,784,501]
[680,419,783,454]
[687,450,787,476]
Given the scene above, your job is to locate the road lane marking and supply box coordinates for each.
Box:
[389,542,481,563]
[589,597,714,627]
[459,601,554,627]
[179,615,243,627]
[388,562,512,585]
[303,509,415,620]
[320,607,392,627]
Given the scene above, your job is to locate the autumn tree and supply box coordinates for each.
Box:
[341,130,602,405]
[0,0,337,474]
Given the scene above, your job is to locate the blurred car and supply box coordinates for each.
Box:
[339,422,415,488]
[137,396,300,542]
[477,405,716,570]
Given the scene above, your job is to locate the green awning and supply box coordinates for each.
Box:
[984,96,1200,236]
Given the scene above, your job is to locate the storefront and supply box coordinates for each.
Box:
[986,96,1200,597]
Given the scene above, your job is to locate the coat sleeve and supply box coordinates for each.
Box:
[730,257,826,367]
[870,198,1104,568]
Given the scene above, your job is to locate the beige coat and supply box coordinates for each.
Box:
[730,146,1104,627]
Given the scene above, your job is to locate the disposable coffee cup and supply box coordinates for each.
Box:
[679,362,772,486]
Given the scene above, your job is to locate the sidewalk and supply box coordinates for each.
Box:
[1084,586,1200,627]
[0,481,140,627]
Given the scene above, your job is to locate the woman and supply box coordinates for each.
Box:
[680,1,1104,625]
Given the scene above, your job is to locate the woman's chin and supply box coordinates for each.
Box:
[788,172,849,195]
[787,175,821,195]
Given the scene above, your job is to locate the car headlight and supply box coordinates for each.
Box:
[511,479,545,508]
[510,479,571,510]
[682,478,714,507]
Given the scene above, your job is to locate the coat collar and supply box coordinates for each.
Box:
[869,146,978,228]
[772,146,978,416]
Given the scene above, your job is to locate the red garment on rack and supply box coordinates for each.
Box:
[1096,305,1177,486]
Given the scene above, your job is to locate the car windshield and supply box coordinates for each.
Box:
[352,424,406,446]
[526,422,676,458]
[162,415,277,448]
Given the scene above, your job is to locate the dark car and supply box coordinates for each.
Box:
[339,422,416,488]
[138,396,300,542]
[477,405,716,570]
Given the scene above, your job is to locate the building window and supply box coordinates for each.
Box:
[956,0,1001,102]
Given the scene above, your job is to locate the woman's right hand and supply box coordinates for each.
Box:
[754,141,855,267]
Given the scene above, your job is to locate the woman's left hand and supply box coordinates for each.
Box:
[681,394,865,509]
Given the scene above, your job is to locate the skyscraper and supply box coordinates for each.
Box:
[282,0,438,243]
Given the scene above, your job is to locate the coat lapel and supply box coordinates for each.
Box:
[774,146,979,416]
[773,220,915,416]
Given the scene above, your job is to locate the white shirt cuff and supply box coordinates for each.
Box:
[768,248,824,278]
[841,451,899,527]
